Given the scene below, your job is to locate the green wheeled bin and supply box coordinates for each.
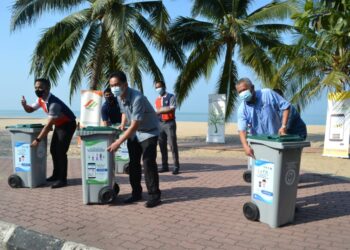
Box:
[243,135,310,228]
[76,126,120,204]
[6,124,47,188]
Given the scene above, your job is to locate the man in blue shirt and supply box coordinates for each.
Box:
[107,71,161,208]
[101,87,121,126]
[236,78,290,157]
[273,89,307,139]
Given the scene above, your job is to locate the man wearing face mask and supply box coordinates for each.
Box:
[107,71,161,208]
[21,78,76,188]
[101,87,121,126]
[154,80,180,175]
[236,78,290,157]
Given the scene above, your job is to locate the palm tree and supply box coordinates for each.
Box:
[10,0,185,100]
[169,0,297,119]
[271,0,350,109]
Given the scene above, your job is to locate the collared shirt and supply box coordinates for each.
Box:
[155,92,176,122]
[117,87,159,142]
[31,93,76,126]
[237,89,290,135]
[101,97,121,125]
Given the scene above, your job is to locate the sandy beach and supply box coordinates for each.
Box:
[0,118,349,178]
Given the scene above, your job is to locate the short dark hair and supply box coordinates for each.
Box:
[273,88,284,97]
[108,71,127,83]
[34,78,51,89]
[155,80,166,88]
[104,87,112,94]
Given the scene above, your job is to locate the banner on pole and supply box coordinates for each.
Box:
[323,91,350,158]
[80,90,103,127]
[206,94,226,143]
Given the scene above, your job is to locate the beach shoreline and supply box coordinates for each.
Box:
[1,118,349,178]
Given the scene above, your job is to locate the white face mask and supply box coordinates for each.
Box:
[156,87,165,96]
[239,89,253,102]
[111,85,127,97]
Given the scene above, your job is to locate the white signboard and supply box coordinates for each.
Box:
[323,92,350,158]
[206,94,226,143]
[80,90,103,127]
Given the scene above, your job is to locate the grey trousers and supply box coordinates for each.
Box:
[159,120,180,170]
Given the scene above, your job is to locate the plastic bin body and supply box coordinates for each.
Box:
[114,131,129,174]
[247,136,310,228]
[77,127,116,204]
[6,124,47,188]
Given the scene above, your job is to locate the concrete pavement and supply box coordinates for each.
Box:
[0,156,350,249]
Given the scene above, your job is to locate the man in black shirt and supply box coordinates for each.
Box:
[101,87,121,126]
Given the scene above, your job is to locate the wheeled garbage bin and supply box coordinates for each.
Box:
[114,130,130,174]
[6,124,47,188]
[243,135,310,228]
[76,126,120,204]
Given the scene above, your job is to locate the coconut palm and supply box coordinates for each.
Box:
[10,0,185,99]
[169,0,297,119]
[271,0,350,109]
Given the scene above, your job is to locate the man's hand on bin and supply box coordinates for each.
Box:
[278,126,287,136]
[244,145,255,158]
[107,140,121,152]
[31,139,39,147]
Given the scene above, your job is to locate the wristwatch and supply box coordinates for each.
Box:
[35,138,41,142]
[281,125,287,129]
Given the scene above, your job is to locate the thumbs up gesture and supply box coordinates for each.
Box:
[21,96,27,107]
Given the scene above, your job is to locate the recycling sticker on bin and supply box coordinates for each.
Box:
[14,142,31,172]
[85,139,108,185]
[253,159,274,204]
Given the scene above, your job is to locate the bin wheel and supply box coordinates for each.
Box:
[243,170,251,183]
[8,174,22,188]
[113,183,120,196]
[124,163,129,175]
[243,202,259,221]
[99,187,115,204]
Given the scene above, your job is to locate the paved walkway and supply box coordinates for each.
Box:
[0,156,350,250]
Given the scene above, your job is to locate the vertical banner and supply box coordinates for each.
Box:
[80,90,103,127]
[206,94,226,143]
[323,91,350,158]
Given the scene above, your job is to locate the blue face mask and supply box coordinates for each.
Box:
[111,86,121,97]
[239,89,253,102]
[156,87,165,96]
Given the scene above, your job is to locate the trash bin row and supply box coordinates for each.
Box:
[6,124,128,205]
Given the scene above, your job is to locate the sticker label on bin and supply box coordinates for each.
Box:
[15,142,31,172]
[253,160,274,204]
[85,139,108,185]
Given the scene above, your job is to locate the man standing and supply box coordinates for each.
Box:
[21,78,76,188]
[107,71,161,208]
[236,78,290,157]
[154,81,180,175]
[101,87,122,126]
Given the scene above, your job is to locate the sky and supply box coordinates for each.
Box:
[0,0,327,123]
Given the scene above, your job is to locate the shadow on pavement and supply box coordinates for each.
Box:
[295,191,350,224]
[298,172,349,189]
[161,185,250,204]
[176,163,246,173]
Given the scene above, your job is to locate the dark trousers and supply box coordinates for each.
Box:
[127,136,161,200]
[159,120,180,170]
[50,121,76,180]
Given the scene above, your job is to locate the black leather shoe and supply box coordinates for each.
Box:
[172,169,180,175]
[46,176,58,182]
[123,195,142,204]
[158,168,169,173]
[51,180,67,189]
[145,198,161,208]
